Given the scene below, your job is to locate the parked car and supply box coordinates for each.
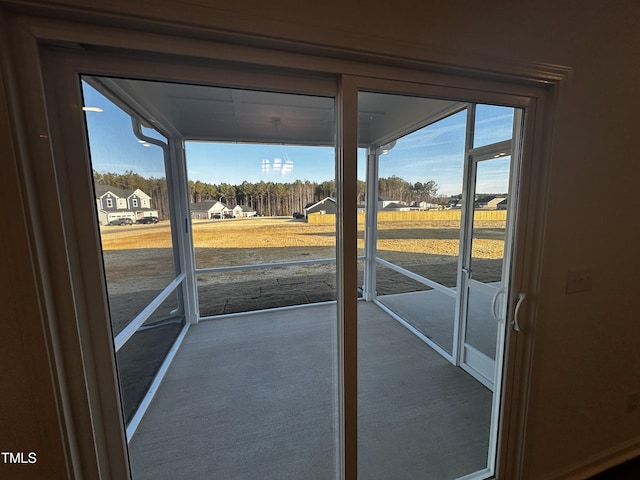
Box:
[136,216,159,224]
[292,212,305,219]
[109,218,133,226]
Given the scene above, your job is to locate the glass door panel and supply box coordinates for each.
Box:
[359,91,493,480]
[460,151,511,389]
[362,91,467,356]
[81,79,185,427]
[83,79,340,479]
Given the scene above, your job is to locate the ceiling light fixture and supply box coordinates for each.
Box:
[378,140,397,155]
[82,106,103,112]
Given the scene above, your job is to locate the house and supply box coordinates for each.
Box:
[190,200,232,219]
[2,3,638,480]
[232,204,257,217]
[380,201,411,212]
[411,201,438,210]
[474,196,507,209]
[304,197,337,216]
[446,198,463,209]
[94,184,158,224]
[377,199,399,210]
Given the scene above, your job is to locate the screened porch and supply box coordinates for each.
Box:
[81,73,521,480]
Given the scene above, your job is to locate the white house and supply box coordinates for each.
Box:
[190,200,233,219]
[232,205,257,217]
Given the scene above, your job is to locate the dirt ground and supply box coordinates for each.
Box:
[100,217,505,330]
[101,217,505,258]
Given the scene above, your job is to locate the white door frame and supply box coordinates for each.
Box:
[457,132,518,391]
[456,106,525,477]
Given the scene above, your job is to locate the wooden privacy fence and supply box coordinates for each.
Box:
[306,209,507,224]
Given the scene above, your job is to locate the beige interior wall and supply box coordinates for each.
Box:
[0,38,68,480]
[1,1,639,478]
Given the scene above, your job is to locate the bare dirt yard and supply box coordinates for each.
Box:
[100,216,505,328]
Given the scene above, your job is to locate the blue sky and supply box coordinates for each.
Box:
[83,81,514,196]
[82,82,168,179]
[185,142,341,185]
[379,106,513,195]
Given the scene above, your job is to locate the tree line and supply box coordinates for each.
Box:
[94,170,440,218]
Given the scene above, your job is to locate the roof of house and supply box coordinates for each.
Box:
[232,205,256,212]
[95,185,131,198]
[476,195,506,203]
[381,202,409,210]
[189,200,219,211]
[94,184,150,199]
[189,200,232,211]
[304,197,336,210]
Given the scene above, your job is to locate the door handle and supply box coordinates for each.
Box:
[491,288,505,322]
[512,292,525,332]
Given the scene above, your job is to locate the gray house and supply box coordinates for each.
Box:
[304,197,337,217]
[95,185,157,225]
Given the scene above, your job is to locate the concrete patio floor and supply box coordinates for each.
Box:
[127,301,493,480]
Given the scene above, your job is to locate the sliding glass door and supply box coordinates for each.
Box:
[42,40,539,479]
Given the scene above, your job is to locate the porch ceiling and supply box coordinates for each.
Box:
[88,76,463,147]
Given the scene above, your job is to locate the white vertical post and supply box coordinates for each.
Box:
[452,104,475,366]
[486,107,525,476]
[363,146,379,301]
[169,138,199,324]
